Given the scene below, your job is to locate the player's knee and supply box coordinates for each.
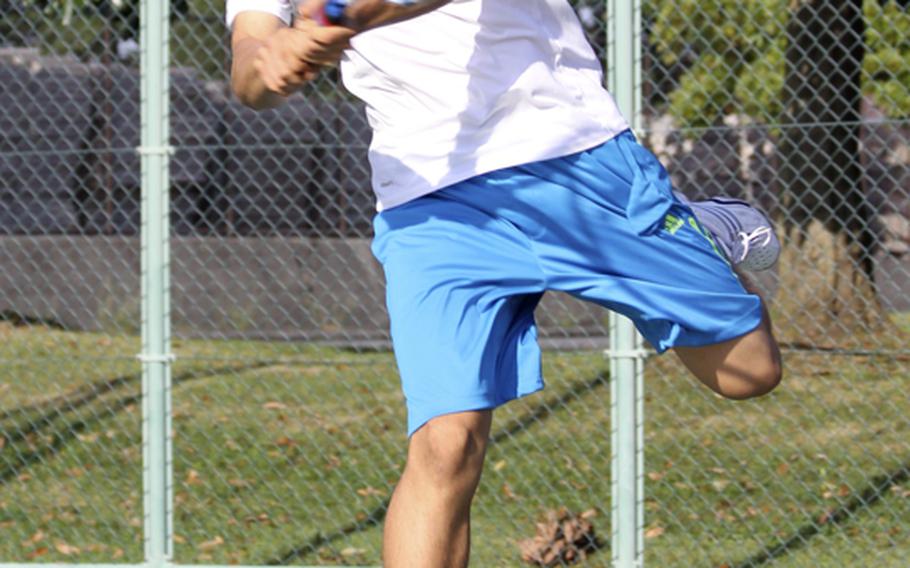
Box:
[720,357,782,400]
[407,416,489,487]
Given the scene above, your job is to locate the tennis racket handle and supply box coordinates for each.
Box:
[319,0,350,25]
[315,0,423,26]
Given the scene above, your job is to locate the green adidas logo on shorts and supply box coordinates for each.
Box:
[663,212,729,264]
[663,213,685,235]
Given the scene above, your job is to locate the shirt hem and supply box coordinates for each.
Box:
[375,125,629,212]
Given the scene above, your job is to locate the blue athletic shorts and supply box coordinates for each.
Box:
[371,131,763,436]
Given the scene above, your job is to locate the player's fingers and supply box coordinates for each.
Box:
[256,59,275,90]
[315,26,355,47]
[281,57,308,86]
[303,53,342,67]
[315,40,351,57]
[264,74,286,96]
[270,54,316,94]
[296,45,336,67]
[295,60,321,83]
[284,71,310,92]
[254,50,284,94]
[288,56,309,75]
[304,28,353,65]
[262,64,291,96]
[253,50,267,75]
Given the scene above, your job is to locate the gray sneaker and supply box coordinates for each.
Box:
[675,193,780,272]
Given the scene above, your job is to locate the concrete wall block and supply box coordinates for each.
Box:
[0,236,608,342]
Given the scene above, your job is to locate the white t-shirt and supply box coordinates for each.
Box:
[226,0,629,210]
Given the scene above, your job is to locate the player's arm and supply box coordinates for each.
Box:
[231,12,310,110]
[230,11,350,110]
[232,0,450,108]
[289,0,449,66]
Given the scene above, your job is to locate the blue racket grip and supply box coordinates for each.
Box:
[321,0,421,25]
[323,0,350,24]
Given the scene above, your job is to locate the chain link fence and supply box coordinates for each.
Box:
[0,0,907,566]
[638,1,910,567]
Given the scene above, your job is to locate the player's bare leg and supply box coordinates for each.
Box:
[674,194,783,399]
[675,276,782,399]
[383,409,492,568]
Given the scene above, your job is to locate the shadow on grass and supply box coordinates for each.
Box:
[0,373,140,438]
[267,371,610,565]
[0,391,142,483]
[733,463,910,568]
[0,363,271,483]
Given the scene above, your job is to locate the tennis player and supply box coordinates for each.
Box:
[226,1,783,566]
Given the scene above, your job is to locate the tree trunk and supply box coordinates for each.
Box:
[775,0,890,346]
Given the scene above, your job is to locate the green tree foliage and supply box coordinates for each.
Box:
[650,0,910,127]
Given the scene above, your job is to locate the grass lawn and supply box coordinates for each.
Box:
[1,320,907,566]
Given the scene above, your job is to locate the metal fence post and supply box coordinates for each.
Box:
[607,1,645,566]
[140,0,173,565]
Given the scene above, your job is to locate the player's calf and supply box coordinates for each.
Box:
[383,411,492,568]
[675,313,782,400]
[670,193,783,398]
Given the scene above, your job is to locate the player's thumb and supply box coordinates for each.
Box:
[321,25,356,47]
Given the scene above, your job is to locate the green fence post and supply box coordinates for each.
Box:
[140,0,173,565]
[607,0,645,566]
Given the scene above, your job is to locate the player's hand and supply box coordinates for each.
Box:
[294,0,358,65]
[302,0,451,33]
[253,27,321,97]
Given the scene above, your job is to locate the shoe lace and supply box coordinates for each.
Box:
[737,227,773,262]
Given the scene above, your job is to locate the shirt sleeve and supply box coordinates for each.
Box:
[225,0,295,28]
